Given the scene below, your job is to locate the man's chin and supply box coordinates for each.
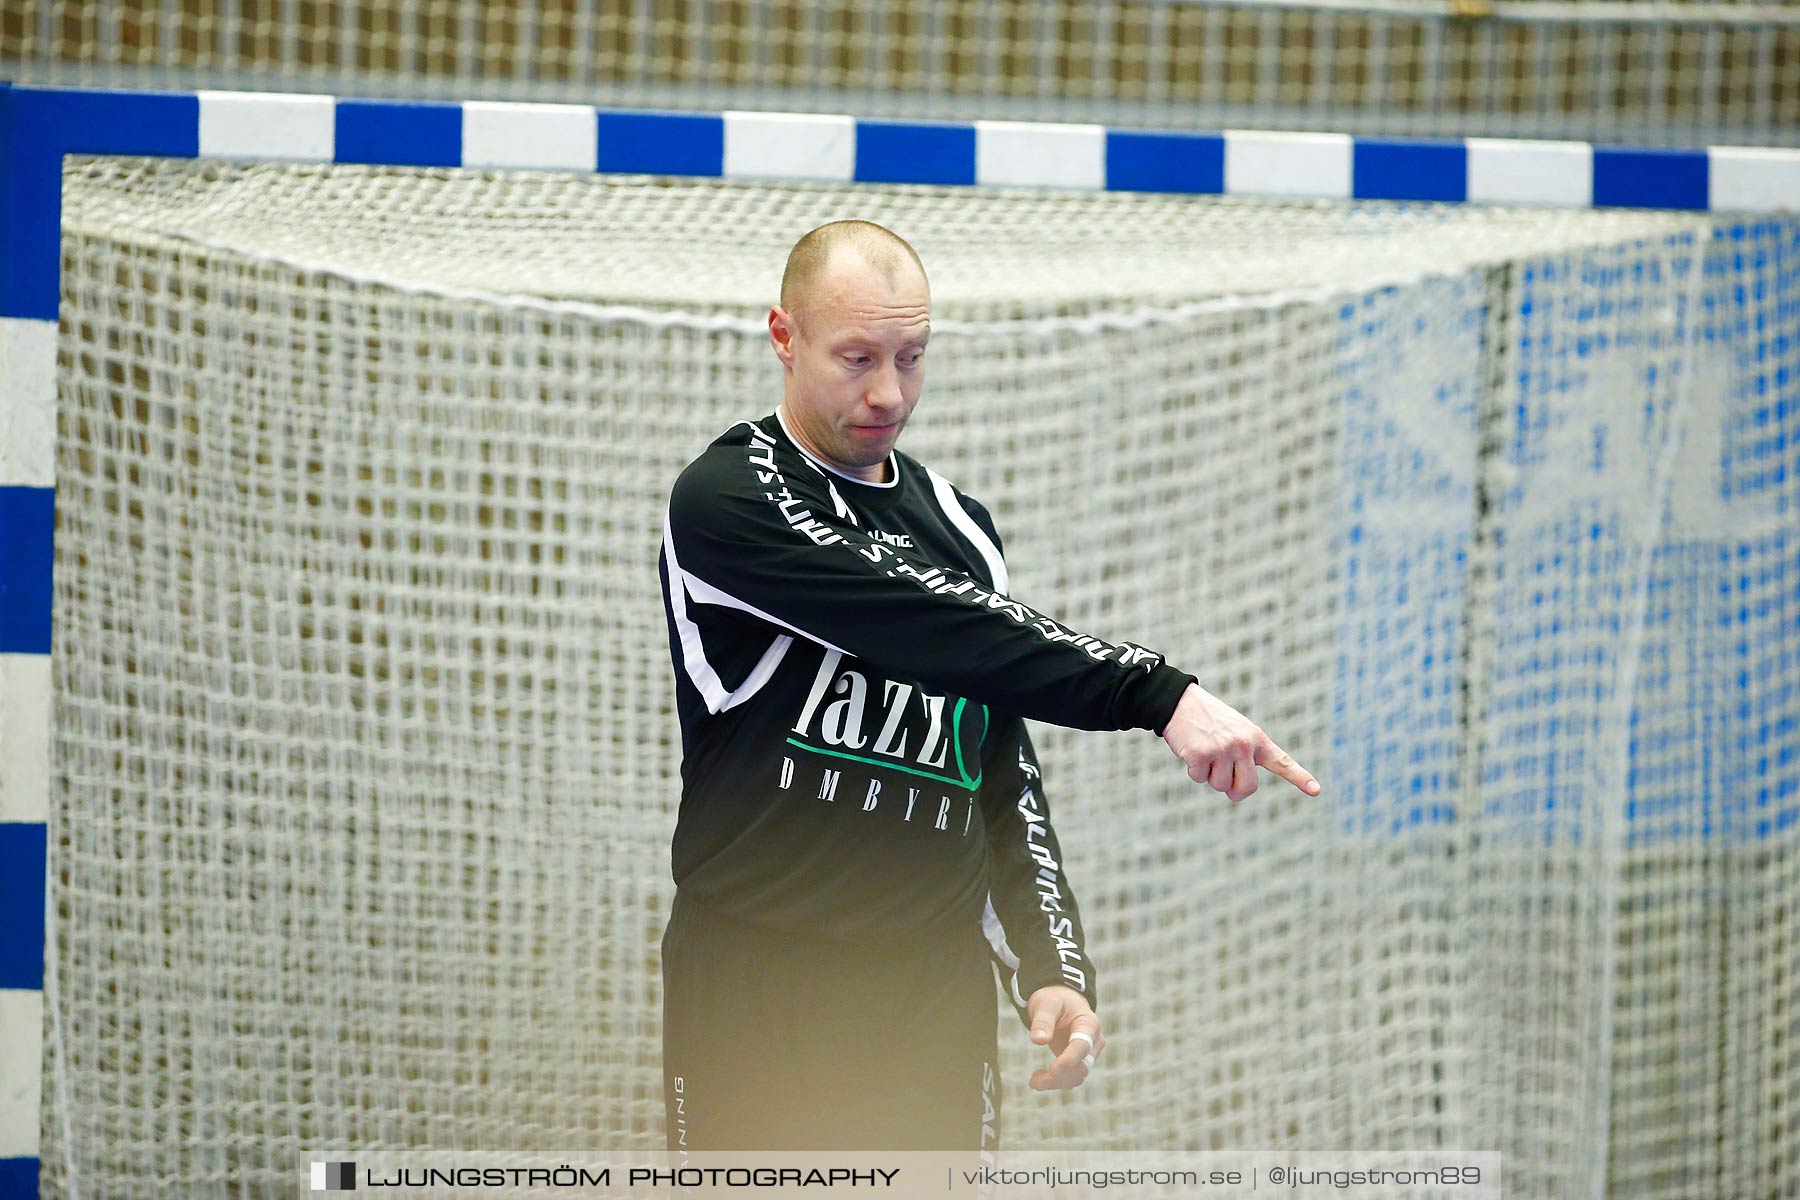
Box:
[839,430,899,464]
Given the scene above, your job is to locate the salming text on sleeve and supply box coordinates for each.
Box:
[979,712,1099,1028]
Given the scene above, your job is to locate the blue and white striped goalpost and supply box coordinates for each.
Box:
[3,83,1797,1198]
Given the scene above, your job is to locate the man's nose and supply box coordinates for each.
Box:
[866,360,904,412]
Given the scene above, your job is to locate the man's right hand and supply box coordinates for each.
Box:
[1161,683,1321,802]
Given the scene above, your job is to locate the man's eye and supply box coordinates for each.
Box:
[846,357,870,366]
[901,355,923,367]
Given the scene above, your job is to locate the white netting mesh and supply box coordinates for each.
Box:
[5,0,1798,147]
[42,159,1800,1199]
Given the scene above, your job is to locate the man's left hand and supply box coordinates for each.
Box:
[1025,985,1104,1091]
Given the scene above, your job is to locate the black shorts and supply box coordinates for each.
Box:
[660,890,1002,1151]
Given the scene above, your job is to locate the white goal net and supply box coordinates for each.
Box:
[40,157,1799,1199]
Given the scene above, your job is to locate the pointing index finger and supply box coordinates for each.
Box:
[1256,740,1321,796]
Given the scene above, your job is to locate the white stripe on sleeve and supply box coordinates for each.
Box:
[663,508,794,712]
[925,467,1009,593]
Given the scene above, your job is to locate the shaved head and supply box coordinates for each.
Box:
[780,220,928,333]
[767,220,932,484]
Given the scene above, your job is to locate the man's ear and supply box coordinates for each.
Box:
[769,305,797,366]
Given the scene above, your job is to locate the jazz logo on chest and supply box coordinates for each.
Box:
[786,648,987,794]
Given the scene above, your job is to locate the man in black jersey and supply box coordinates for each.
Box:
[656,220,1321,1152]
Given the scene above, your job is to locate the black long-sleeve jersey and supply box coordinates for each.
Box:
[657,407,1197,1019]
